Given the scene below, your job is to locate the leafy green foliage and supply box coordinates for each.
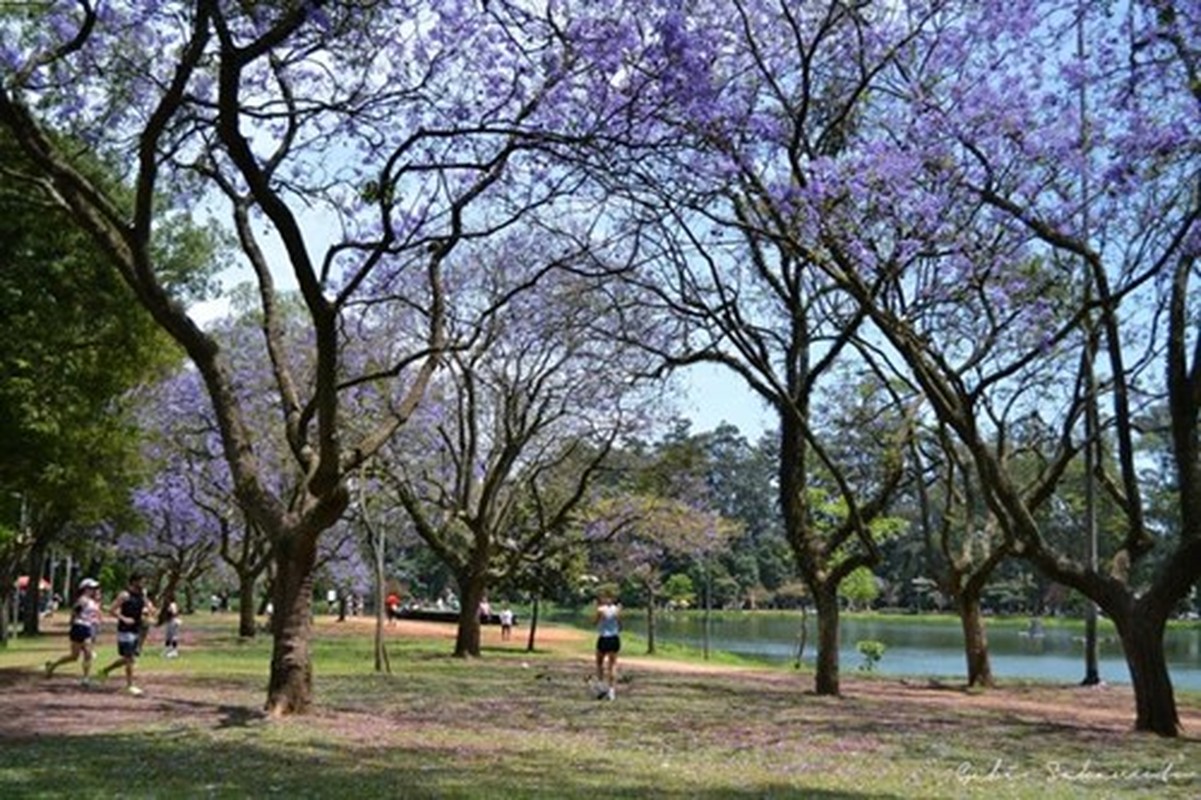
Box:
[662,572,696,607]
[856,639,887,671]
[839,566,881,611]
[0,130,216,557]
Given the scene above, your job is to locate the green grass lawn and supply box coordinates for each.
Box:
[1,613,1198,799]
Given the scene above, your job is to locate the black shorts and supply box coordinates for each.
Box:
[69,623,94,644]
[597,635,621,654]
[117,631,140,658]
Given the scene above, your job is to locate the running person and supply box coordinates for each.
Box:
[45,577,102,685]
[594,594,621,700]
[162,599,181,657]
[98,573,155,695]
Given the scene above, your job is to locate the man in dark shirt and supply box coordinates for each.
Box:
[98,573,156,696]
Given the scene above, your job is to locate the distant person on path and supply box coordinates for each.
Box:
[499,607,514,641]
[98,573,155,696]
[594,594,621,701]
[385,591,401,624]
[44,577,102,685]
[162,600,181,658]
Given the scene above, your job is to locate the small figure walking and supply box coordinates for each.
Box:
[594,593,621,701]
[499,607,514,641]
[44,577,102,685]
[162,600,181,658]
[98,573,155,696]
[385,591,401,625]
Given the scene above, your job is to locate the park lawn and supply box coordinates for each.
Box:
[0,613,1198,799]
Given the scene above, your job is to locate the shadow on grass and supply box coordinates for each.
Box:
[0,729,906,800]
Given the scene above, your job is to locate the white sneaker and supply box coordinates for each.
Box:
[606,687,616,701]
[126,685,144,696]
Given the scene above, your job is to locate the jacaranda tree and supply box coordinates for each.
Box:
[615,0,1196,735]
[586,0,920,697]
[574,0,1195,736]
[0,0,670,714]
[877,0,1200,736]
[376,229,664,657]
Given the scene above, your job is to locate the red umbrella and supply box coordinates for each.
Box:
[14,575,51,590]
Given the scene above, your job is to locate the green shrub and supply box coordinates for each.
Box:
[856,639,886,671]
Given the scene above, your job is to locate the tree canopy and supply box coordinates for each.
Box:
[1,0,1196,736]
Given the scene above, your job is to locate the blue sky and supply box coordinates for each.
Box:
[680,363,773,440]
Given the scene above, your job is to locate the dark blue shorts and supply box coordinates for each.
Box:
[597,635,621,654]
[69,623,94,644]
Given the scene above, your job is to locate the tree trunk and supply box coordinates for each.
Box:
[645,585,657,655]
[794,604,808,668]
[373,539,386,673]
[813,584,840,696]
[21,540,47,636]
[454,576,485,657]
[1118,603,1180,736]
[0,566,14,646]
[237,575,258,638]
[525,595,540,653]
[1081,602,1101,685]
[265,538,318,716]
[958,591,994,688]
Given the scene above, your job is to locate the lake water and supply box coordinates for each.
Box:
[607,612,1201,691]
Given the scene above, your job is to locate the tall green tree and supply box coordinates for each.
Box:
[694,424,791,607]
[0,133,190,637]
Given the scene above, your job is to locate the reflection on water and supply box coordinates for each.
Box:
[611,612,1201,690]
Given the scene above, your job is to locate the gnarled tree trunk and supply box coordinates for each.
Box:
[265,534,319,716]
[1114,597,1180,736]
[958,590,994,688]
[454,574,486,658]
